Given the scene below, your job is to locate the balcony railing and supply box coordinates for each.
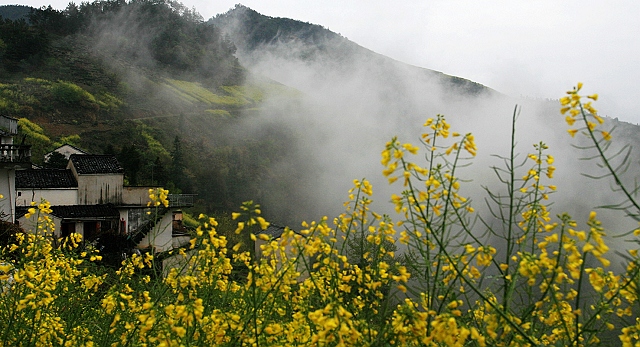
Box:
[168,194,196,207]
[0,145,31,163]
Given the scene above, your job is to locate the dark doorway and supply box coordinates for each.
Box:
[61,222,75,237]
[83,222,98,241]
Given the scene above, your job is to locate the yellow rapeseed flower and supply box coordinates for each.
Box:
[257,216,270,230]
[235,222,245,234]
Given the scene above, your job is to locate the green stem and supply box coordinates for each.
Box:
[503,106,519,311]
[579,104,640,214]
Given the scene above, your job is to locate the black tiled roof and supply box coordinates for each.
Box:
[15,207,26,219]
[255,224,301,239]
[16,169,78,188]
[69,154,124,174]
[16,205,120,220]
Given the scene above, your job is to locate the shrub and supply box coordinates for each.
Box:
[18,118,51,164]
[49,81,96,106]
[96,92,124,112]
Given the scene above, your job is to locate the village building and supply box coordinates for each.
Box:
[44,143,87,162]
[0,114,301,273]
[13,153,195,252]
[0,116,32,222]
[0,115,193,254]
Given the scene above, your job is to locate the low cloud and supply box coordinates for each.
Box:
[222,30,640,266]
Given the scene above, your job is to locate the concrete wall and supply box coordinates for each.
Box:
[122,186,153,206]
[0,169,16,222]
[76,174,123,205]
[162,249,197,277]
[137,212,173,252]
[16,188,78,206]
[17,213,62,237]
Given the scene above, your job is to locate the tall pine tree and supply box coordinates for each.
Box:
[170,136,186,193]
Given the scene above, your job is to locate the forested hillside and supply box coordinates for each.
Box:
[0,1,306,218]
[0,4,31,21]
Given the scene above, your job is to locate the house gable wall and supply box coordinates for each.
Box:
[76,174,123,205]
[44,144,86,161]
[137,212,173,252]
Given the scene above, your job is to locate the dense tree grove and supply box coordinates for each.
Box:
[0,0,240,81]
[212,4,339,51]
[0,17,49,71]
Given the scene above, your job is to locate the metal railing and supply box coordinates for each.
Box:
[168,194,196,207]
[0,145,31,163]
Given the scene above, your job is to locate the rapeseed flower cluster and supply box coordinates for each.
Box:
[147,188,170,208]
[23,200,55,235]
[1,84,639,346]
[561,82,609,141]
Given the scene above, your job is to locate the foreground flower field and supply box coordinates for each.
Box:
[1,85,639,346]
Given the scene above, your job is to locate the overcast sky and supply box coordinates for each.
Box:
[11,0,640,123]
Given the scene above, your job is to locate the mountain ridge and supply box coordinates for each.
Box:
[211,4,495,97]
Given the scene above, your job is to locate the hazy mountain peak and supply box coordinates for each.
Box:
[212,4,345,52]
[211,5,494,99]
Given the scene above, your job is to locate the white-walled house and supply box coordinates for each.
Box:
[0,116,31,222]
[14,154,192,253]
[0,115,194,277]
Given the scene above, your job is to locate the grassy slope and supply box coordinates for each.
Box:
[0,31,296,155]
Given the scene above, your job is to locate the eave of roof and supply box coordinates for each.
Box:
[254,224,301,239]
[16,204,120,220]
